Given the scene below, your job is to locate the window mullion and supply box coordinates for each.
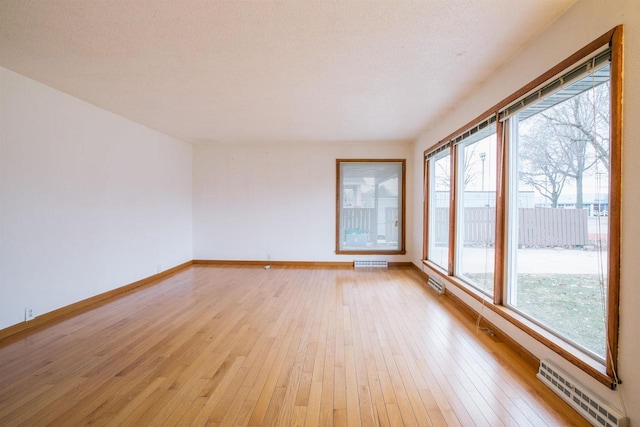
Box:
[448,145,458,276]
[606,25,623,379]
[423,159,430,260]
[493,119,506,305]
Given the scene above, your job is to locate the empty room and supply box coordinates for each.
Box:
[1,0,638,425]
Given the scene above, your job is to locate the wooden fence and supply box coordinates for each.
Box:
[432,207,450,245]
[342,207,399,243]
[518,207,588,247]
[433,207,588,247]
[385,207,399,243]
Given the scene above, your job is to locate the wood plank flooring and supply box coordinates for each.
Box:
[0,265,587,426]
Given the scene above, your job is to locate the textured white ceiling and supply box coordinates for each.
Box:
[0,0,575,144]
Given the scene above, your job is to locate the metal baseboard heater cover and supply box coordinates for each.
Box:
[427,277,445,295]
[353,260,388,268]
[538,360,628,427]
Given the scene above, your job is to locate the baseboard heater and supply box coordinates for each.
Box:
[427,276,445,295]
[537,360,628,427]
[353,260,388,268]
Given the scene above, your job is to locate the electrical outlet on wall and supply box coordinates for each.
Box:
[25,307,35,321]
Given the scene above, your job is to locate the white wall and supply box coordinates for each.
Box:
[0,68,193,330]
[412,0,639,418]
[193,141,412,262]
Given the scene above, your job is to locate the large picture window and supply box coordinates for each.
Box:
[336,160,405,254]
[455,122,497,296]
[506,63,611,360]
[422,27,622,387]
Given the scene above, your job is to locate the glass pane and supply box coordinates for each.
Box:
[339,161,402,251]
[455,125,497,295]
[507,65,610,359]
[428,151,450,269]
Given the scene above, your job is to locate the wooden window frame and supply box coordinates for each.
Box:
[422,26,623,388]
[453,121,499,297]
[424,149,453,272]
[336,159,406,255]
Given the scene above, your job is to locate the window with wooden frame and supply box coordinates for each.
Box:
[336,159,406,254]
[425,148,451,270]
[455,119,498,296]
[422,27,622,388]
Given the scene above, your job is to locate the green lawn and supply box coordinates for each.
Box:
[466,273,607,357]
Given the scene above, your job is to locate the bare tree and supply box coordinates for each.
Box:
[519,81,609,208]
[520,129,570,208]
[434,142,483,190]
[434,155,450,191]
[544,82,610,171]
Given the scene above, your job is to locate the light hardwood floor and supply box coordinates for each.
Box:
[0,265,587,426]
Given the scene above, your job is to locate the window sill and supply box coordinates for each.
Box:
[421,259,616,389]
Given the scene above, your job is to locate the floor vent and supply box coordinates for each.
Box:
[427,277,445,295]
[353,260,388,268]
[538,360,628,427]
